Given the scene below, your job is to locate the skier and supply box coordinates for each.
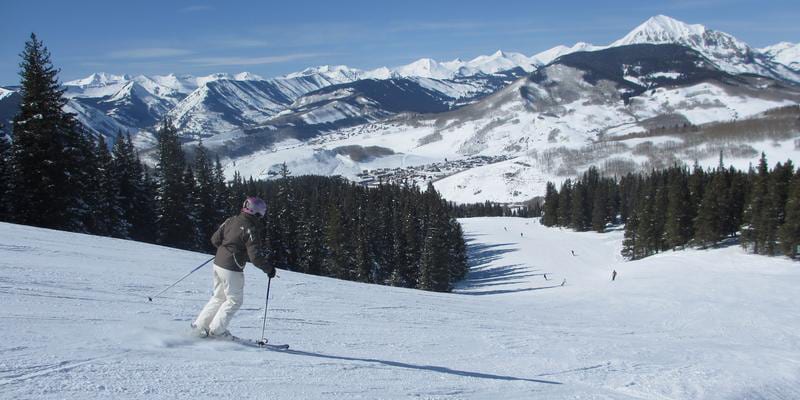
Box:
[611,270,617,281]
[192,196,276,339]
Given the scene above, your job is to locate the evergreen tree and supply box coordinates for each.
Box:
[192,141,217,252]
[0,126,11,221]
[92,135,127,237]
[182,165,200,250]
[542,181,559,226]
[779,171,800,258]
[268,163,299,268]
[154,119,192,248]
[664,168,692,249]
[742,154,769,254]
[129,162,158,243]
[557,179,573,227]
[621,206,641,260]
[11,34,93,231]
[111,133,139,239]
[591,182,609,233]
[570,180,589,231]
[693,171,726,248]
[212,155,230,223]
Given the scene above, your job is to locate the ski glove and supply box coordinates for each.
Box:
[266,266,276,279]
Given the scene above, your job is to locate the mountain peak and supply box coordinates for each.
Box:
[67,72,129,87]
[613,15,707,47]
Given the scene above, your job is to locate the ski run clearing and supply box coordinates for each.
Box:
[1,218,799,399]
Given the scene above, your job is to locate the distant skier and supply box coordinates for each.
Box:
[611,270,617,281]
[192,197,276,339]
[571,250,576,256]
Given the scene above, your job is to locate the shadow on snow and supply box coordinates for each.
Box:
[279,349,562,385]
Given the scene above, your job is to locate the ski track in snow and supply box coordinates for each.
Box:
[1,219,799,399]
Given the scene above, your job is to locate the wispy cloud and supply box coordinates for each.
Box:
[184,53,328,67]
[180,5,213,12]
[108,48,194,59]
[209,37,272,49]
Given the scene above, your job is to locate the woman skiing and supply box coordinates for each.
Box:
[192,196,276,338]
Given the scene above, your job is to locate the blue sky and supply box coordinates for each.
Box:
[1,0,798,85]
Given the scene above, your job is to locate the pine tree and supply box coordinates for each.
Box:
[591,182,609,233]
[742,154,769,254]
[635,180,658,257]
[557,179,573,227]
[693,171,726,248]
[570,180,589,231]
[0,126,13,221]
[268,163,299,268]
[182,165,200,250]
[212,155,230,222]
[11,34,93,231]
[129,162,158,243]
[92,135,127,237]
[762,161,793,255]
[111,133,139,239]
[664,168,692,249]
[621,206,641,260]
[779,171,800,258]
[542,181,559,226]
[154,119,192,248]
[192,141,217,252]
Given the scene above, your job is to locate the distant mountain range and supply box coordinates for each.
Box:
[2,15,797,142]
[1,15,799,202]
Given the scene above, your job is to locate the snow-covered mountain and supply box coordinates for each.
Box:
[2,15,800,202]
[611,15,800,82]
[761,42,800,71]
[222,42,800,202]
[0,87,22,131]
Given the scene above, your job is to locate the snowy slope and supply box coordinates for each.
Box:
[761,42,800,71]
[2,219,800,399]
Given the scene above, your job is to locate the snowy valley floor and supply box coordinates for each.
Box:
[1,218,799,399]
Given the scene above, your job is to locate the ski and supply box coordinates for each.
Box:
[219,335,290,350]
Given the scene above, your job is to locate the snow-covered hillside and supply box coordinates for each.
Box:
[1,219,799,399]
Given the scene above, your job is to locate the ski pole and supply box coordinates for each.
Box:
[258,277,272,345]
[147,256,215,302]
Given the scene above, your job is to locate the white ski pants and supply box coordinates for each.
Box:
[193,264,244,335]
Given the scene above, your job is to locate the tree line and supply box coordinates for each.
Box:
[0,34,467,292]
[451,200,541,219]
[541,159,800,260]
